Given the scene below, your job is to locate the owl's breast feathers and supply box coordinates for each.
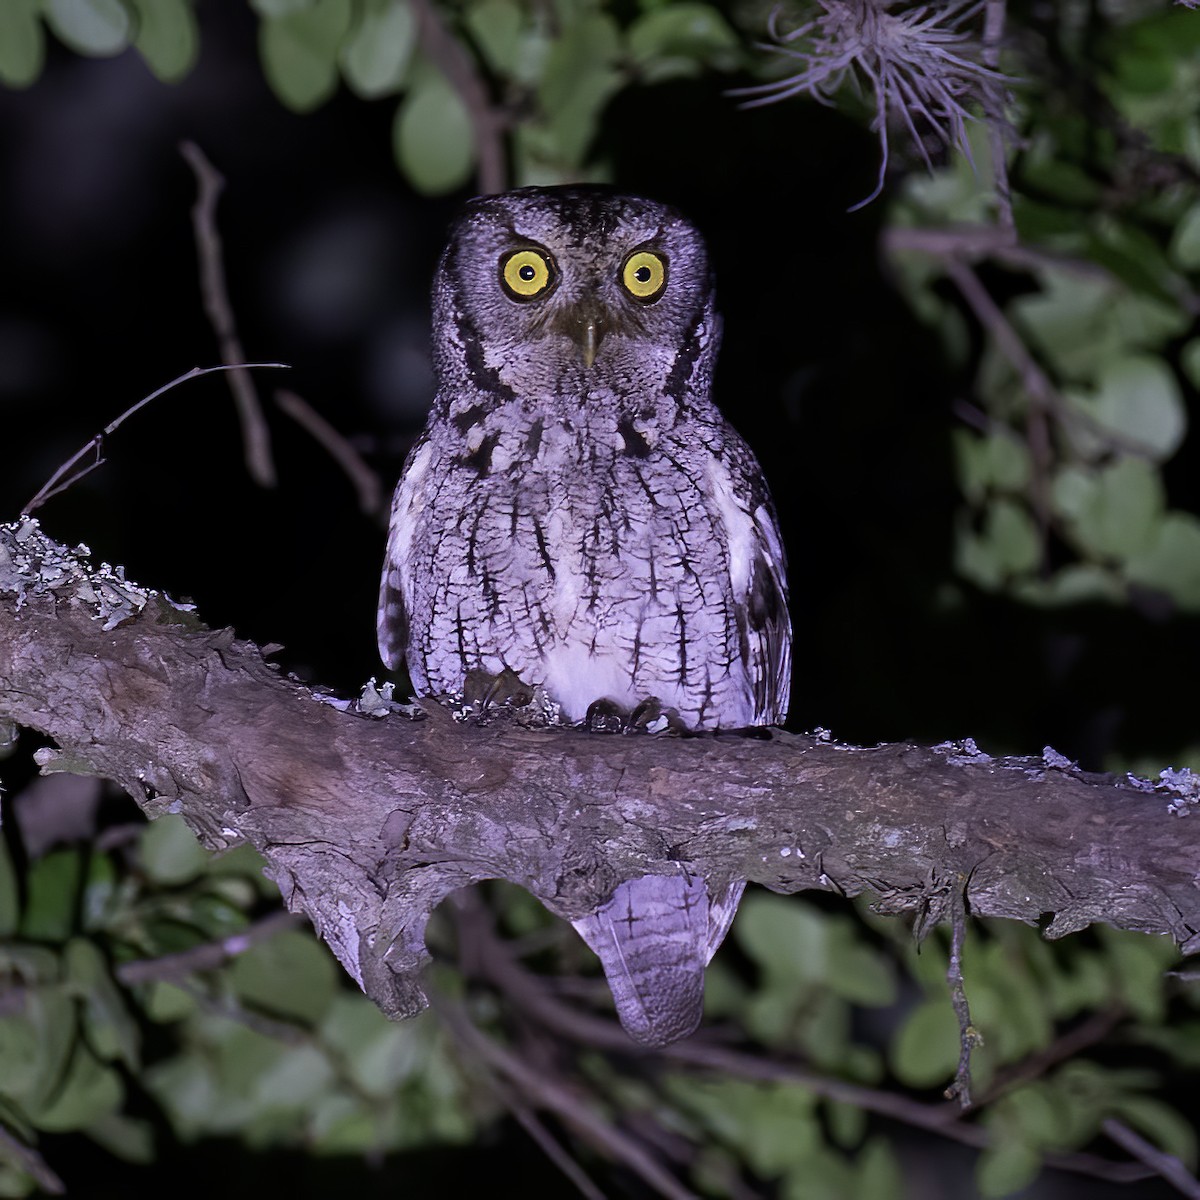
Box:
[378,390,789,730]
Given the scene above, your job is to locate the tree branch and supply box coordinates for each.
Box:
[179,141,277,488]
[2,520,1198,1042]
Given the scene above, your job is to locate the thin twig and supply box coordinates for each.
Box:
[408,0,507,194]
[0,1122,65,1195]
[944,256,1054,541]
[274,389,385,518]
[982,0,1015,237]
[1102,1119,1200,1199]
[115,909,300,985]
[882,225,1110,279]
[22,363,290,515]
[466,917,1153,1184]
[436,997,699,1200]
[180,140,277,488]
[509,1102,609,1200]
[943,878,980,1110]
[974,1005,1124,1106]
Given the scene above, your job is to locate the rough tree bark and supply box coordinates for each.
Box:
[2,518,1198,1046]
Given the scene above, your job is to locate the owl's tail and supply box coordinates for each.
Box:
[571,874,746,1046]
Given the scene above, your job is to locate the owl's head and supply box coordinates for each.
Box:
[431,186,719,403]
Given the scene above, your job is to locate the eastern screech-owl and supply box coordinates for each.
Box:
[378,186,791,1044]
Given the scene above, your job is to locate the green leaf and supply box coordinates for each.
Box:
[340,0,414,97]
[1067,356,1185,462]
[1012,271,1186,385]
[465,0,524,75]
[672,1079,820,1178]
[1171,203,1200,270]
[0,839,18,939]
[85,1112,155,1164]
[1125,512,1200,611]
[44,0,130,55]
[977,1134,1042,1198]
[856,1137,904,1200]
[0,987,76,1110]
[1052,458,1165,561]
[28,1042,123,1132]
[826,930,896,1007]
[954,431,1030,503]
[142,980,197,1023]
[735,892,827,986]
[20,849,82,942]
[250,0,315,15]
[1019,564,1123,607]
[64,938,140,1070]
[986,499,1041,576]
[140,814,209,885]
[0,0,44,87]
[259,0,351,112]
[890,1000,960,1088]
[229,929,338,1024]
[393,63,475,194]
[1182,339,1200,390]
[536,11,622,167]
[128,0,197,82]
[627,3,740,82]
[1097,928,1176,1022]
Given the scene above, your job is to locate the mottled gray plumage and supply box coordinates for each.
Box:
[379,186,790,1043]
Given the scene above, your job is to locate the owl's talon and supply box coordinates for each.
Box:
[585,698,626,734]
[464,667,535,711]
[584,697,683,735]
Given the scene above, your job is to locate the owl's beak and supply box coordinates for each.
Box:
[561,301,608,368]
[579,320,601,369]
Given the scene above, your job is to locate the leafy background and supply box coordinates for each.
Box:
[1,0,1200,1196]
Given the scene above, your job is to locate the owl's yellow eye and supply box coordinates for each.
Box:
[500,248,556,300]
[621,250,668,302]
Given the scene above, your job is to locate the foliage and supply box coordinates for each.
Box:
[0,808,476,1195]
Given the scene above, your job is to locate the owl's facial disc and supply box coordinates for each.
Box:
[495,231,673,370]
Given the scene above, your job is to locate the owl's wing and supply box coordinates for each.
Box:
[709,441,791,726]
[744,498,791,725]
[377,438,435,672]
[573,874,744,1046]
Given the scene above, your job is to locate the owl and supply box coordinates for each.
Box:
[379,186,791,1044]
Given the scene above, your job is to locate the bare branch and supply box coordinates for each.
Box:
[274,389,385,518]
[467,919,1156,1186]
[409,0,507,194]
[2,521,1199,1048]
[115,909,301,985]
[179,140,277,488]
[882,224,1110,278]
[436,999,699,1200]
[0,1122,65,1195]
[982,0,1015,237]
[23,363,290,516]
[943,877,981,1110]
[1102,1119,1200,1199]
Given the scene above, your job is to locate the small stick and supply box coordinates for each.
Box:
[409,0,507,194]
[274,389,385,518]
[180,140,278,487]
[982,0,1016,238]
[23,363,289,515]
[1102,1118,1200,1199]
[0,1123,65,1195]
[944,877,981,1110]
